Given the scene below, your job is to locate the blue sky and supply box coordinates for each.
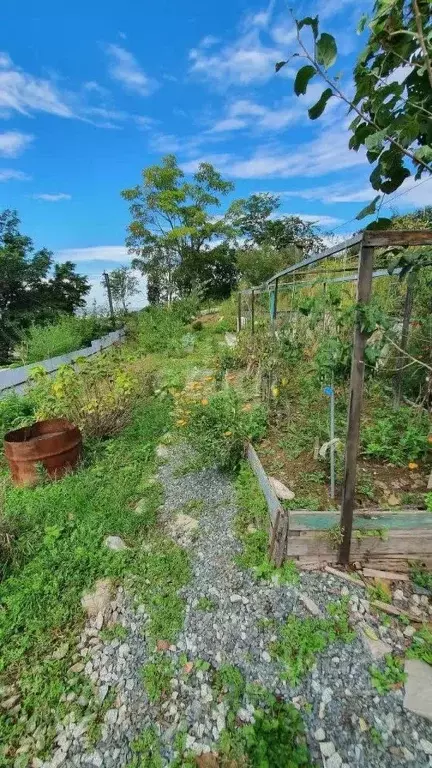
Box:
[1,0,429,307]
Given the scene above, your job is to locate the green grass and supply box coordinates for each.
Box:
[369,654,407,694]
[196,596,216,612]
[127,726,163,768]
[141,657,174,703]
[0,398,189,764]
[273,599,355,686]
[100,624,128,643]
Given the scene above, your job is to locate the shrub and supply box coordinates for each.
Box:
[191,320,203,331]
[361,406,430,465]
[180,387,267,471]
[18,315,113,364]
[0,392,36,442]
[27,350,154,439]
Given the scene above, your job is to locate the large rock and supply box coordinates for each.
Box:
[404,659,432,723]
[81,579,113,619]
[104,535,127,551]
[360,628,392,659]
[269,477,295,501]
[167,514,199,546]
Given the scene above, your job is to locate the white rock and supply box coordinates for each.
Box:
[314,728,326,741]
[269,476,295,501]
[230,594,242,603]
[156,444,169,459]
[299,593,323,617]
[320,741,335,758]
[403,625,416,638]
[412,594,420,605]
[105,709,118,726]
[322,687,333,704]
[326,754,343,768]
[104,535,127,551]
[404,660,432,723]
[393,589,405,601]
[401,747,415,761]
[361,631,392,660]
[262,651,271,663]
[420,739,432,755]
[341,586,350,597]
[81,579,113,619]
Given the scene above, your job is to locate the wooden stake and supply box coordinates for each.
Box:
[393,272,416,407]
[339,244,374,565]
[272,278,279,334]
[237,291,242,332]
[251,289,255,335]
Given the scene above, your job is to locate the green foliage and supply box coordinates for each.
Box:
[213,664,246,710]
[182,387,267,472]
[362,406,430,464]
[0,392,36,443]
[108,266,140,312]
[128,726,163,768]
[196,596,216,612]
[0,209,90,362]
[141,657,174,702]
[274,599,355,686]
[369,654,407,694]
[407,626,432,666]
[410,563,432,592]
[367,582,392,604]
[314,337,351,382]
[18,314,112,364]
[100,624,128,642]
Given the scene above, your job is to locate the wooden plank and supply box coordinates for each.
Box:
[325,566,365,586]
[246,443,282,528]
[363,230,432,247]
[267,234,363,284]
[274,509,290,567]
[288,529,432,558]
[289,510,432,531]
[339,243,374,564]
[371,600,423,623]
[362,567,409,581]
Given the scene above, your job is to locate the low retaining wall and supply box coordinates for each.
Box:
[0,329,125,397]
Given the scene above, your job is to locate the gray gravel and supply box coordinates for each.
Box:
[39,442,432,768]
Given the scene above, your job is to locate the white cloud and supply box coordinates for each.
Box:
[148,133,183,153]
[184,125,366,179]
[200,35,220,48]
[0,130,33,157]
[278,176,432,208]
[209,98,302,133]
[0,53,74,117]
[33,193,71,202]
[56,245,131,263]
[104,44,157,96]
[290,213,342,227]
[0,168,31,182]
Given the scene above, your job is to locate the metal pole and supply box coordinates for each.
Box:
[330,386,335,499]
[339,243,374,565]
[272,278,279,334]
[251,289,255,335]
[103,271,116,329]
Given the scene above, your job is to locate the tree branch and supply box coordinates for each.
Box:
[412,0,432,90]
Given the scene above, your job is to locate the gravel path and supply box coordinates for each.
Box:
[43,443,432,768]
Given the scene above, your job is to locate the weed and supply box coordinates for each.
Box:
[407,626,432,665]
[367,582,392,604]
[369,654,407,694]
[357,473,376,500]
[196,596,216,612]
[141,657,174,702]
[128,726,163,768]
[300,470,326,484]
[213,664,246,711]
[354,528,387,543]
[173,456,207,478]
[361,406,430,465]
[321,524,344,549]
[273,599,355,686]
[369,727,383,746]
[410,563,432,592]
[194,659,211,672]
[179,499,205,517]
[100,624,128,643]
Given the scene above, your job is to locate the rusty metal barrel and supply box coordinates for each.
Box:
[4,418,82,487]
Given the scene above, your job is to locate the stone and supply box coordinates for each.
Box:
[104,536,127,551]
[168,514,199,542]
[314,728,326,741]
[105,709,118,726]
[321,687,333,704]
[341,586,350,597]
[299,593,323,617]
[361,630,392,660]
[81,579,113,619]
[68,662,84,674]
[261,651,271,663]
[156,444,169,459]
[404,660,432,723]
[320,741,335,758]
[269,477,295,501]
[157,639,170,651]
[326,755,342,768]
[359,718,369,733]
[387,493,401,506]
[230,594,242,603]
[420,739,432,755]
[393,589,405,601]
[52,644,69,661]
[401,747,415,761]
[403,625,416,638]
[0,694,20,710]
[196,755,219,768]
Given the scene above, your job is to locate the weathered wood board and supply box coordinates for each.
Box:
[246,443,289,567]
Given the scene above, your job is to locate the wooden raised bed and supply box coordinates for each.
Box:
[247,443,432,571]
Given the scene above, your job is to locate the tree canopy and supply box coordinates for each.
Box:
[108,266,140,312]
[0,209,90,362]
[121,154,234,302]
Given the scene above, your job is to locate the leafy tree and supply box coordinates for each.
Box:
[226,193,323,252]
[276,0,432,224]
[108,266,140,311]
[176,242,239,301]
[0,209,89,362]
[121,154,234,300]
[236,244,296,286]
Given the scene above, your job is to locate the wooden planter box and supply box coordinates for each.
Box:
[247,444,432,571]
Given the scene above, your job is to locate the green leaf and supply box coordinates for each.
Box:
[297,16,319,40]
[356,196,381,220]
[365,129,387,151]
[414,146,432,166]
[316,33,337,68]
[365,217,392,230]
[357,13,369,34]
[275,61,288,73]
[308,88,333,119]
[294,65,317,96]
